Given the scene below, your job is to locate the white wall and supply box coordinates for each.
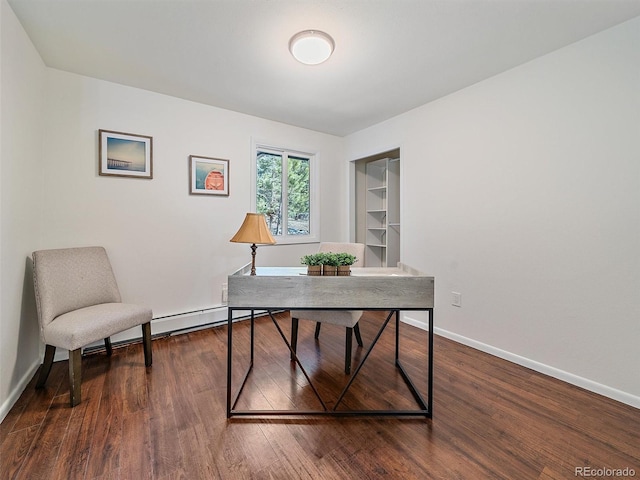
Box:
[40,68,345,328]
[3,0,637,420]
[346,17,640,406]
[0,11,345,418]
[0,0,47,419]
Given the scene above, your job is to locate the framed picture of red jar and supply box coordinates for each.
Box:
[189,155,230,196]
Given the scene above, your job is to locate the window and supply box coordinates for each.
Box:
[253,144,318,244]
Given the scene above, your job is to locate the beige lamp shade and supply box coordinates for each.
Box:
[230,213,276,245]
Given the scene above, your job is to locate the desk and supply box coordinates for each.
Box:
[227,263,434,417]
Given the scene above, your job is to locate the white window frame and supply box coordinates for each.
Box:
[251,140,319,245]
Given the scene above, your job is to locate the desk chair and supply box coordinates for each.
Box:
[290,242,365,374]
[32,246,153,406]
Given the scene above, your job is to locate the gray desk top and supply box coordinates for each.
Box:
[228,263,434,310]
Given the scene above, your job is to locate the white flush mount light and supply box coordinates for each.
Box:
[289,30,335,65]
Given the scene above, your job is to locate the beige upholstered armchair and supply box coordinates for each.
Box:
[290,242,365,374]
[32,246,153,406]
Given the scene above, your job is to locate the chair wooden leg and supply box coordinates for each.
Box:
[345,327,353,375]
[69,348,82,407]
[290,317,299,361]
[104,337,113,356]
[142,322,152,367]
[36,344,56,388]
[354,323,363,347]
[314,322,321,339]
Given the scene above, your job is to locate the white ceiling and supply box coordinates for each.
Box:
[8,0,640,136]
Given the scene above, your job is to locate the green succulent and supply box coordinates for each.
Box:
[301,251,357,266]
[335,252,357,266]
[300,253,324,266]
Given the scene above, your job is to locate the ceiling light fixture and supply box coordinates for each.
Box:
[289,30,335,65]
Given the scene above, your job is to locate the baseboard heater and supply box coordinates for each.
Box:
[82,307,278,355]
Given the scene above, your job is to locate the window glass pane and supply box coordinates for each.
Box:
[255,145,315,242]
[287,156,310,235]
[256,151,282,235]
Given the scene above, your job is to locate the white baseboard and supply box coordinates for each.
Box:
[1,306,250,423]
[6,309,634,425]
[0,359,41,424]
[401,314,640,409]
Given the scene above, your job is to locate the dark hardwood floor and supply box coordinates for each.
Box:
[1,311,638,479]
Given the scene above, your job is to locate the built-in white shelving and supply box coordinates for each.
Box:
[364,158,400,267]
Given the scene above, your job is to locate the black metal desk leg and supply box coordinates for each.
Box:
[250,310,255,363]
[395,309,400,362]
[226,307,233,418]
[428,307,433,415]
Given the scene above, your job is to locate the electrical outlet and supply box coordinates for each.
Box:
[222,283,228,304]
[451,291,462,307]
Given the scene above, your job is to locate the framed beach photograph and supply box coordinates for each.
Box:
[190,155,230,196]
[99,129,153,179]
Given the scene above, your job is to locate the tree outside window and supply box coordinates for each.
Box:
[256,148,312,240]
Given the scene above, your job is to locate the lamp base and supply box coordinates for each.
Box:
[250,243,257,275]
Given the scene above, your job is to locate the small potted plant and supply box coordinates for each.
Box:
[320,252,339,276]
[336,252,357,276]
[301,253,324,276]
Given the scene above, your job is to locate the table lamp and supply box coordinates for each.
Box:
[230,213,276,275]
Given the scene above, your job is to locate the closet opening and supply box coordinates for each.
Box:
[351,148,400,267]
